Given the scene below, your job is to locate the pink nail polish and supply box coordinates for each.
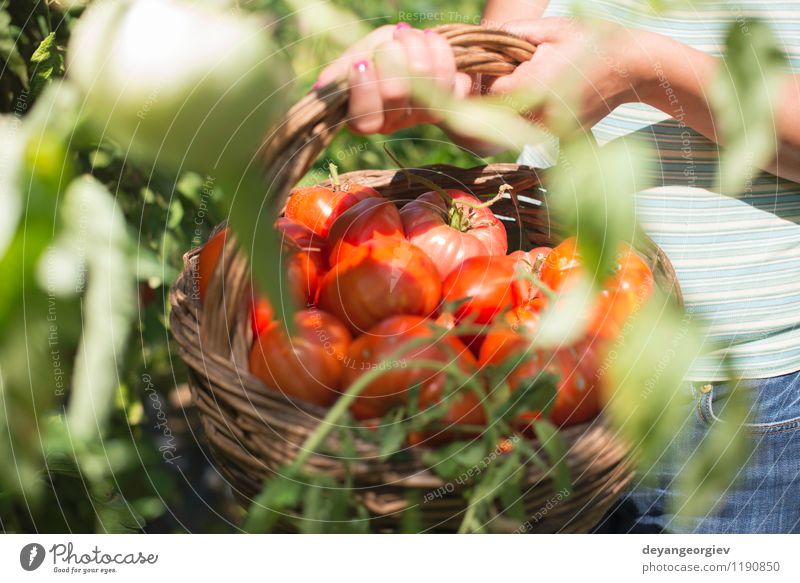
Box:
[353,59,369,74]
[396,22,411,30]
[311,80,322,90]
[424,29,432,35]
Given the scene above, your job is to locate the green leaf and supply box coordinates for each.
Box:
[29,32,64,98]
[377,408,407,462]
[423,440,486,481]
[531,419,571,494]
[494,371,559,423]
[243,470,305,533]
[710,19,787,195]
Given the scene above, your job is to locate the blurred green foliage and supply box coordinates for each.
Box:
[0,0,785,533]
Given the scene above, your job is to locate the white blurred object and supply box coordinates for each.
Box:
[67,0,292,176]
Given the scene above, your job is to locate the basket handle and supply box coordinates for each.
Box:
[261,24,537,206]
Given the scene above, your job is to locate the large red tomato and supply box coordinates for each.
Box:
[318,239,442,334]
[326,197,404,265]
[442,254,535,327]
[196,228,229,304]
[276,217,327,307]
[285,181,380,238]
[343,315,482,424]
[400,190,508,278]
[249,309,351,407]
[479,315,601,427]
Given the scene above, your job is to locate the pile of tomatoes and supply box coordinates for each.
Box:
[196,174,654,443]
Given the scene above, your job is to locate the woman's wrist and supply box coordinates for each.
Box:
[624,29,670,107]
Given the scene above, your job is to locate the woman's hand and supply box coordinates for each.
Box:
[315,23,473,135]
[488,17,658,129]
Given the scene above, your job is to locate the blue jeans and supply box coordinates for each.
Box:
[594,370,800,533]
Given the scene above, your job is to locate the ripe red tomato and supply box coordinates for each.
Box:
[343,315,481,423]
[285,182,380,238]
[326,197,404,265]
[318,239,442,334]
[539,238,654,340]
[249,309,351,407]
[276,217,327,307]
[442,254,535,327]
[400,190,508,278]
[479,319,601,427]
[250,294,274,336]
[196,228,229,304]
[590,245,654,340]
[539,237,582,293]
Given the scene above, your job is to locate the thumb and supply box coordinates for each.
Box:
[486,60,546,95]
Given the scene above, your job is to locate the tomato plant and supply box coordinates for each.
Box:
[318,239,442,333]
[400,189,507,278]
[249,309,351,407]
[326,197,404,264]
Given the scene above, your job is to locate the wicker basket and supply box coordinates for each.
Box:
[168,24,682,533]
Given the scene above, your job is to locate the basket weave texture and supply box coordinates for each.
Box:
[169,25,682,533]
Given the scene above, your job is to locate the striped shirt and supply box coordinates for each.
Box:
[519,0,800,381]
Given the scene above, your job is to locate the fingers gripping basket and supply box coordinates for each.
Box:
[169,24,682,532]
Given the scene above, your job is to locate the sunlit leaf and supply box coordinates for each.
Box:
[30,32,65,98]
[710,19,787,195]
[532,419,571,494]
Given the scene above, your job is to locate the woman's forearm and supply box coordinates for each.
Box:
[637,31,800,183]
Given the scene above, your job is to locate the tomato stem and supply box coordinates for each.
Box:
[328,162,340,189]
[459,184,512,210]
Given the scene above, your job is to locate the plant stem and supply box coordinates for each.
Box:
[328,162,340,189]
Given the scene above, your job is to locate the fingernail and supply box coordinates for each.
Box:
[311,80,322,90]
[396,22,411,30]
[424,28,432,35]
[353,59,369,74]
